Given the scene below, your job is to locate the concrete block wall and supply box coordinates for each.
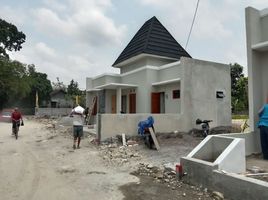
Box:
[35,108,72,116]
[180,134,268,200]
[181,57,231,128]
[213,171,268,200]
[215,137,245,173]
[188,136,233,162]
[184,136,245,174]
[221,132,261,156]
[97,114,188,140]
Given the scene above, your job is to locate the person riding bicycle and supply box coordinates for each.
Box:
[11,107,23,135]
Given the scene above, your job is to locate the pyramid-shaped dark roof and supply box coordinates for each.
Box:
[112,16,191,66]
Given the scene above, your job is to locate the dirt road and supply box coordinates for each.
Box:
[0,119,138,200]
[0,118,216,200]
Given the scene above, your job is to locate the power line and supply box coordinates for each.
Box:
[185,0,200,50]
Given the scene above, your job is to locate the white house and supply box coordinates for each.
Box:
[243,6,268,153]
[86,16,231,137]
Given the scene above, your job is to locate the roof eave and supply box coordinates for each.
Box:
[112,53,179,68]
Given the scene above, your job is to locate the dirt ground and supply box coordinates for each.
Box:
[0,117,224,200]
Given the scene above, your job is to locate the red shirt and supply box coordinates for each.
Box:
[12,111,22,121]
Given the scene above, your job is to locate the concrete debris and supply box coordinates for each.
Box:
[212,191,224,200]
[131,163,212,198]
[147,164,153,169]
[163,163,176,173]
[100,144,142,166]
[127,140,138,145]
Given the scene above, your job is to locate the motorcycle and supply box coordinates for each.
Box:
[196,118,213,137]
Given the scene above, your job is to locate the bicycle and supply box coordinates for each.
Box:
[12,120,20,140]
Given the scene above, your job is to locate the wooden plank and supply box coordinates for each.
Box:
[149,127,160,150]
[122,133,126,146]
[246,173,268,176]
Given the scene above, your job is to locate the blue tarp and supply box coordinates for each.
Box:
[138,116,154,136]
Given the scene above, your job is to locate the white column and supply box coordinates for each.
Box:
[116,87,122,114]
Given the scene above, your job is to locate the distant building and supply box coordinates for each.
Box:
[86,16,231,130]
[49,89,72,108]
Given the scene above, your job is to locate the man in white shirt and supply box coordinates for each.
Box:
[70,110,84,149]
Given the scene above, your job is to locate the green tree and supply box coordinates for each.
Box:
[0,18,26,58]
[25,64,52,107]
[0,57,30,109]
[66,79,83,106]
[230,63,248,113]
[230,63,244,97]
[67,79,80,96]
[235,77,248,111]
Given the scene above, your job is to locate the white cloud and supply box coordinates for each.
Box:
[34,8,75,37]
[68,0,112,12]
[0,6,26,26]
[138,0,236,41]
[10,40,119,89]
[42,0,67,12]
[33,0,126,47]
[35,42,56,59]
[136,0,249,69]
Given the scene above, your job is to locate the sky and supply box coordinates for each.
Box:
[1,0,268,89]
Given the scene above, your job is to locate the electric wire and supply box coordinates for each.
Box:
[185,0,200,50]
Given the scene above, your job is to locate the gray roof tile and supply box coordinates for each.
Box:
[112,16,191,66]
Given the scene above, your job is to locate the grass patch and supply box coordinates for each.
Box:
[232,115,249,120]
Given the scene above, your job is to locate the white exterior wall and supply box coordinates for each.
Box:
[157,61,184,81]
[92,75,121,88]
[105,89,115,113]
[121,70,147,112]
[155,62,184,114]
[244,7,268,154]
[119,56,176,74]
[246,7,263,131]
[120,58,147,74]
[154,83,181,113]
[181,57,231,128]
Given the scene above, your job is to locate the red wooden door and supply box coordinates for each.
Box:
[151,93,160,113]
[111,95,116,113]
[129,93,136,113]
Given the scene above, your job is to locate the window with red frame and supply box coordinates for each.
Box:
[173,90,180,99]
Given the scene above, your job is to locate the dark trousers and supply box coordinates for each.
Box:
[259,126,268,159]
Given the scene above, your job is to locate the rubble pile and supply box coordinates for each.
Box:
[102,135,142,144]
[134,163,212,198]
[100,144,141,166]
[34,117,73,139]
